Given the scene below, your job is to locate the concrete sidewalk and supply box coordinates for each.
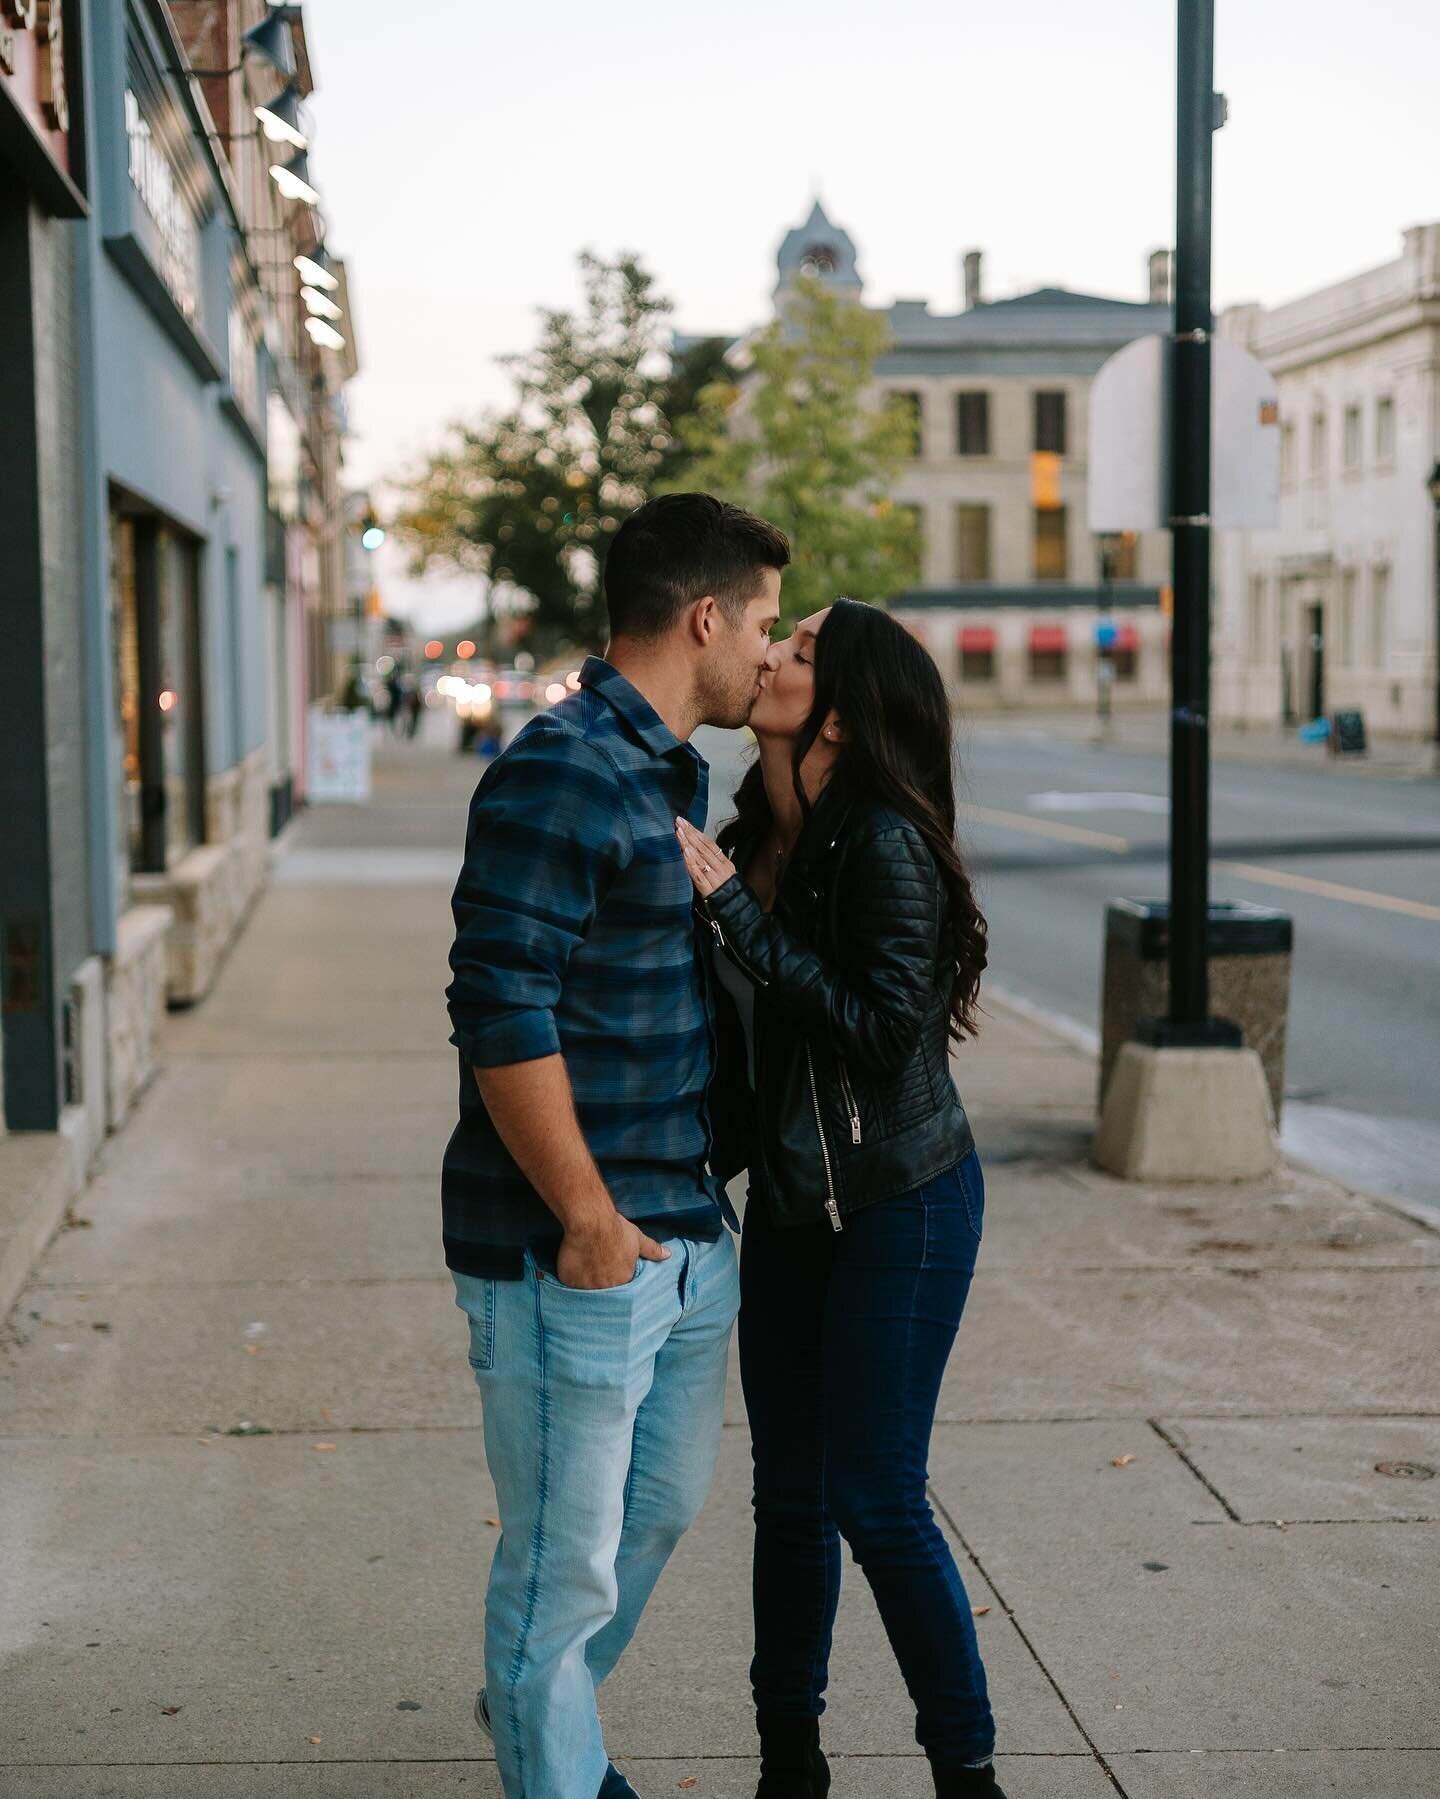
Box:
[1,734,1436,1798]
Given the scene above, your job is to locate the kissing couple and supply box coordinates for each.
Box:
[444,492,1000,1799]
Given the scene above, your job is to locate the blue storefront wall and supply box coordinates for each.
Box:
[82,0,269,940]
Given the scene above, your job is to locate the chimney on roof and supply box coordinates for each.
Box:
[963,250,983,310]
[1148,248,1174,305]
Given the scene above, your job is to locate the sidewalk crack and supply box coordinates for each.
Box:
[1147,1418,1241,1520]
[928,1483,1134,1797]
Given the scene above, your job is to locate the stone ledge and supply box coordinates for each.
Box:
[106,905,172,1130]
[130,834,268,1007]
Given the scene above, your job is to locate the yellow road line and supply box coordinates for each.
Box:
[963,805,1131,853]
[1217,861,1440,922]
[964,806,1437,920]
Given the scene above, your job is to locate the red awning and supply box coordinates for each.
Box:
[1113,622,1139,651]
[958,625,996,651]
[1030,624,1067,652]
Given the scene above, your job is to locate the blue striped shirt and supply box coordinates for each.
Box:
[442,656,733,1277]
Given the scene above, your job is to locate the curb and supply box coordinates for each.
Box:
[0,1114,90,1327]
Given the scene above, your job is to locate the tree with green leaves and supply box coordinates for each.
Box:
[668,277,920,622]
[392,252,730,657]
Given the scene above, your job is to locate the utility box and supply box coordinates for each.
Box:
[1100,900,1294,1124]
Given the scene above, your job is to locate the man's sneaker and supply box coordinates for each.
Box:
[475,1689,640,1798]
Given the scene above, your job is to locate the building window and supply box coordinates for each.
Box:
[959,625,996,682]
[1342,405,1362,473]
[956,391,990,456]
[1309,411,1328,482]
[891,391,924,457]
[1033,505,1068,579]
[1375,396,1396,465]
[1280,421,1296,488]
[1029,625,1067,682]
[110,507,207,875]
[1100,531,1139,581]
[1369,565,1390,668]
[1247,575,1266,660]
[955,504,992,580]
[1034,390,1067,455]
[899,502,924,563]
[1339,568,1358,666]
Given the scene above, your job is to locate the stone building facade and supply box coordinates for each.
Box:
[764,202,1177,708]
[1213,225,1440,740]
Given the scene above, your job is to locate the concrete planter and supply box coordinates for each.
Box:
[1099,898,1294,1124]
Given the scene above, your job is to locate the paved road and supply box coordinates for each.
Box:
[953,721,1440,1213]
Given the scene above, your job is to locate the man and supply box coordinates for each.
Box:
[445,493,789,1799]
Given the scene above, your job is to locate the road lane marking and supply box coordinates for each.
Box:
[963,805,1131,852]
[1027,790,1170,815]
[1216,861,1440,922]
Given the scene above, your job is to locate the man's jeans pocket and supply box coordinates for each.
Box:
[455,1274,497,1372]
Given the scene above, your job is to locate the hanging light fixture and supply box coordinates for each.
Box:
[306,317,346,351]
[301,286,343,321]
[241,11,298,78]
[254,82,307,149]
[294,248,339,292]
[270,149,319,206]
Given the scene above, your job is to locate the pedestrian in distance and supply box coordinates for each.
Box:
[445,492,788,1799]
[677,598,1003,1798]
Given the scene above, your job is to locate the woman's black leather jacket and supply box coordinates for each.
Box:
[703,780,975,1231]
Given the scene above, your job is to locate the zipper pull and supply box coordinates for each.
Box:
[850,1116,861,1145]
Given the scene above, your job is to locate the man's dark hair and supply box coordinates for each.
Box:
[603,493,790,639]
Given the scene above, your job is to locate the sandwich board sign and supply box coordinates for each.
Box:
[1089,334,1280,533]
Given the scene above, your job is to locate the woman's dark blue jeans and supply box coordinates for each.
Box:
[739,1150,995,1770]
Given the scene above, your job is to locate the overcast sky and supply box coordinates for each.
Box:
[298,0,1439,630]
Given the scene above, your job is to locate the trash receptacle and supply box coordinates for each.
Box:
[1099,899,1294,1124]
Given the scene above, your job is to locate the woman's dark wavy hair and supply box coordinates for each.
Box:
[719,598,988,1040]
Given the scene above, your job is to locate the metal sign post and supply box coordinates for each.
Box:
[1159,0,1238,1047]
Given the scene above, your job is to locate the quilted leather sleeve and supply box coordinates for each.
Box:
[705,818,942,1077]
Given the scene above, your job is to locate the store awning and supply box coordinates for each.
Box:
[1112,622,1139,651]
[958,625,996,651]
[1030,624,1067,652]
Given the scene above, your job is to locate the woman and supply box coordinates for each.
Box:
[675,599,1003,1799]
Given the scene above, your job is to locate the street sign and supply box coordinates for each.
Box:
[307,707,371,804]
[1095,619,1119,649]
[1089,333,1281,532]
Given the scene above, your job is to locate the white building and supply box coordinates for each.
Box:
[770,202,1177,709]
[1214,224,1440,739]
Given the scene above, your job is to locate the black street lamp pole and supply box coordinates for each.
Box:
[1160,0,1235,1043]
[1428,462,1440,769]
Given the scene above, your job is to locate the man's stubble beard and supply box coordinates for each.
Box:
[697,658,762,732]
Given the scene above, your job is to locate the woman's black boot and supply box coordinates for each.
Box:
[931,1762,1008,1797]
[754,1713,830,1798]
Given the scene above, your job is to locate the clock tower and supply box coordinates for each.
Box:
[774,199,863,305]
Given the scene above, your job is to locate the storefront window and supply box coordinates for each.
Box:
[110,502,205,874]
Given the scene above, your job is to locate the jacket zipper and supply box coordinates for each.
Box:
[805,1041,843,1232]
[707,914,769,988]
[838,1057,862,1145]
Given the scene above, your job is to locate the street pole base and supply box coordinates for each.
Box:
[1135,1015,1243,1050]
[1093,1041,1277,1182]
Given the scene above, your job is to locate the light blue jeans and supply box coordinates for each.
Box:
[453,1229,739,1799]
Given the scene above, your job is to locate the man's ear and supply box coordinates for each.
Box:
[689,595,718,645]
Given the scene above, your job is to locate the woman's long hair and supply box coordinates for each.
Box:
[720,598,988,1039]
